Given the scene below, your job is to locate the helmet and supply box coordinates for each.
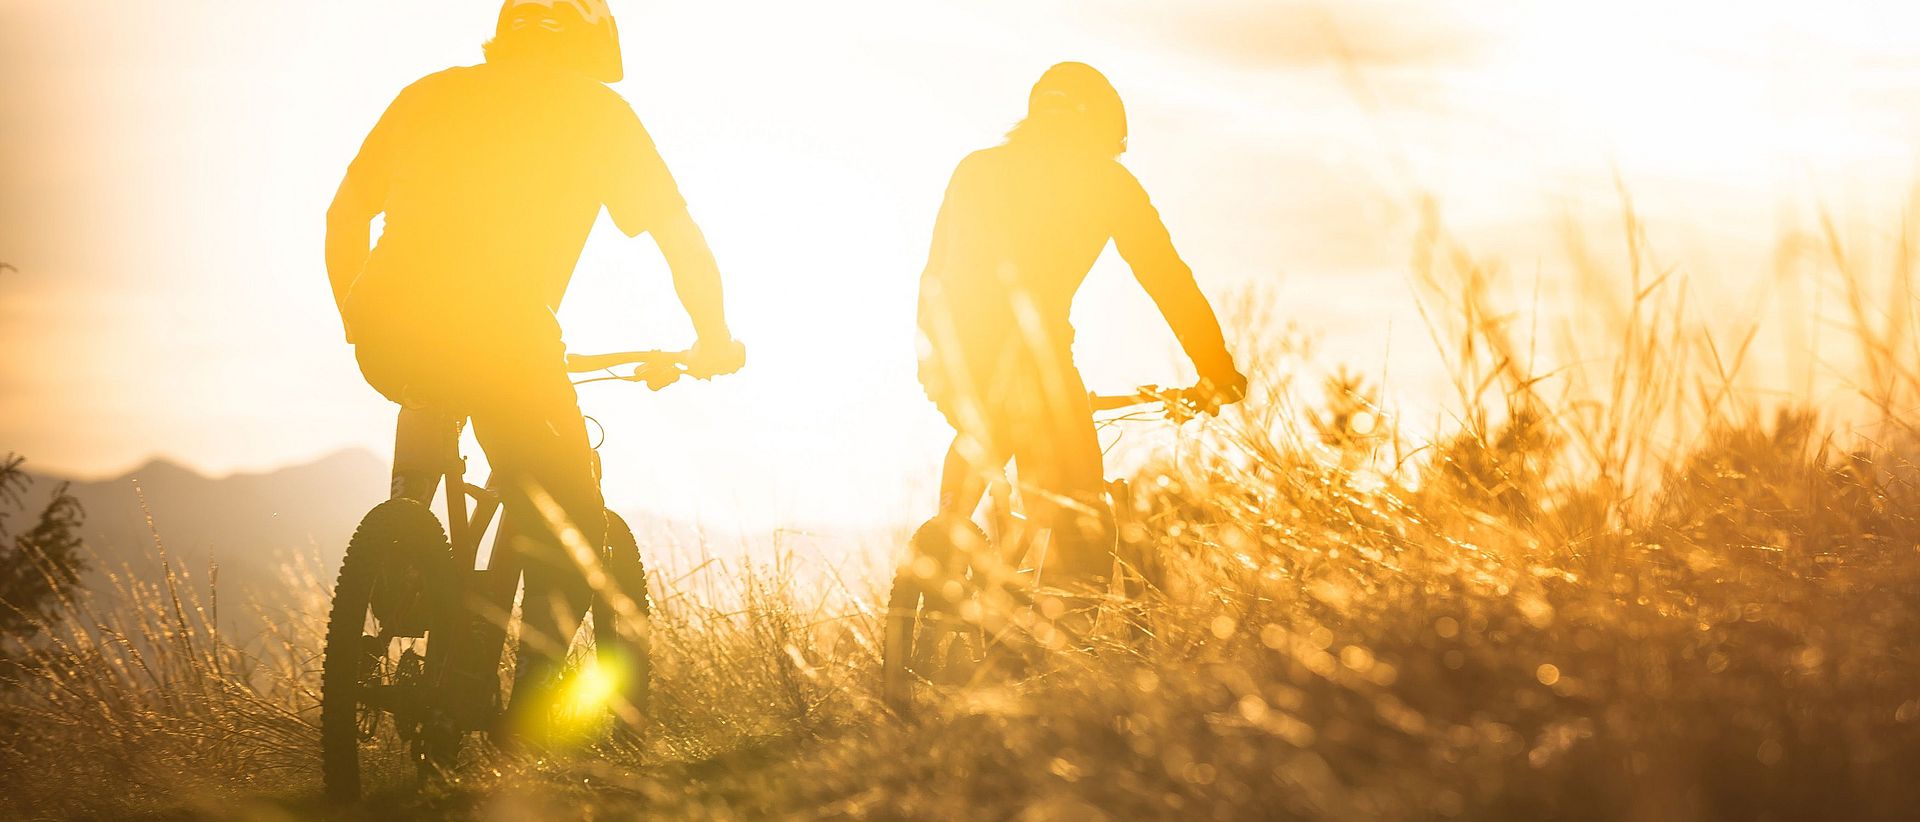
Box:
[494,0,623,83]
[1027,62,1128,154]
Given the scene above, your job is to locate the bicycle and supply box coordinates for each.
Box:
[879,384,1206,714]
[320,349,692,800]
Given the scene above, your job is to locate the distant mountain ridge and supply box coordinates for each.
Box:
[19,448,901,640]
[26,448,390,633]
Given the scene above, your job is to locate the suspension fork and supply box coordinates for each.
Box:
[969,474,1030,586]
[390,405,454,504]
[390,404,508,727]
[443,472,522,727]
[460,477,518,712]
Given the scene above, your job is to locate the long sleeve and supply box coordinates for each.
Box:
[916,159,972,362]
[325,80,419,338]
[1110,166,1238,382]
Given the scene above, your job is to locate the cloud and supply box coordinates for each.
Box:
[1124,0,1489,71]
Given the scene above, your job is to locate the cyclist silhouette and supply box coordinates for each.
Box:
[324,0,742,734]
[916,62,1245,584]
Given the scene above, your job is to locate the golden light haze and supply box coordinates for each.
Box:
[5,0,1920,528]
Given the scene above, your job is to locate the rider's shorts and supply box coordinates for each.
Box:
[353,326,604,552]
[924,349,1092,457]
[353,323,564,412]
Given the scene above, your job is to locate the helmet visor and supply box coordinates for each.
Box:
[494,0,622,83]
[503,0,611,26]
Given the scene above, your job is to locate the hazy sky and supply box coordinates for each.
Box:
[6,1,1920,528]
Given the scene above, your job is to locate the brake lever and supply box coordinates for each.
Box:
[628,361,685,391]
[1165,395,1198,423]
[1165,386,1212,423]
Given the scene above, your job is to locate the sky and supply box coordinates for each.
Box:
[6,1,1920,529]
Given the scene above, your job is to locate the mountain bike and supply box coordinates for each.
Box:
[880,384,1206,714]
[320,350,689,801]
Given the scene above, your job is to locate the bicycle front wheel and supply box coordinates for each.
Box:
[882,517,989,715]
[320,499,454,801]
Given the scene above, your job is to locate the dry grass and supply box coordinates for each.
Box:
[9,206,1920,820]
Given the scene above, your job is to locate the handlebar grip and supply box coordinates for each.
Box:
[1089,386,1164,412]
[566,350,680,373]
[1088,384,1216,416]
[635,361,684,391]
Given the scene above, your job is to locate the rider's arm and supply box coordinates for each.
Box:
[915,155,986,405]
[325,88,412,343]
[324,224,370,344]
[324,176,379,343]
[602,101,738,369]
[915,162,966,354]
[1110,165,1244,393]
[650,208,731,344]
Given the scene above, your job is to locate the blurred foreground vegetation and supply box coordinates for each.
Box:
[7,207,1920,820]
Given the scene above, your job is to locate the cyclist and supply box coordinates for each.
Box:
[915,62,1245,585]
[324,0,743,734]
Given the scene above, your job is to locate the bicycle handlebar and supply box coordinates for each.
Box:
[567,350,690,391]
[566,350,684,373]
[571,353,1210,409]
[1088,384,1211,420]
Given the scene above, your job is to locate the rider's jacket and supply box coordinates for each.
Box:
[915,140,1237,405]
[339,59,684,360]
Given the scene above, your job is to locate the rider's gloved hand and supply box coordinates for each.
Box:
[1192,369,1248,416]
[687,335,746,379]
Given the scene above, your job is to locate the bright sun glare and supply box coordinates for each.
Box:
[5,0,1920,531]
[16,3,1920,817]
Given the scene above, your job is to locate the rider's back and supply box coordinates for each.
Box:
[931,142,1131,340]
[346,61,681,359]
[920,139,1214,393]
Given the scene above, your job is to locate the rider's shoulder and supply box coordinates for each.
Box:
[585,81,642,117]
[953,146,1010,178]
[385,65,483,107]
[1104,159,1149,194]
[410,65,482,90]
[528,73,642,123]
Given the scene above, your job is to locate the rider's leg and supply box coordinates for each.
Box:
[360,328,459,504]
[937,436,991,518]
[468,363,606,738]
[389,405,457,503]
[928,395,1017,581]
[1009,367,1111,586]
[934,384,1018,519]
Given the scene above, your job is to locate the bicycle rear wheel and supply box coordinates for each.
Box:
[592,511,652,727]
[321,499,455,801]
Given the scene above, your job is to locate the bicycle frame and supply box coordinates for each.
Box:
[377,350,686,730]
[883,385,1198,711]
[385,405,517,729]
[388,347,684,572]
[967,386,1199,585]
